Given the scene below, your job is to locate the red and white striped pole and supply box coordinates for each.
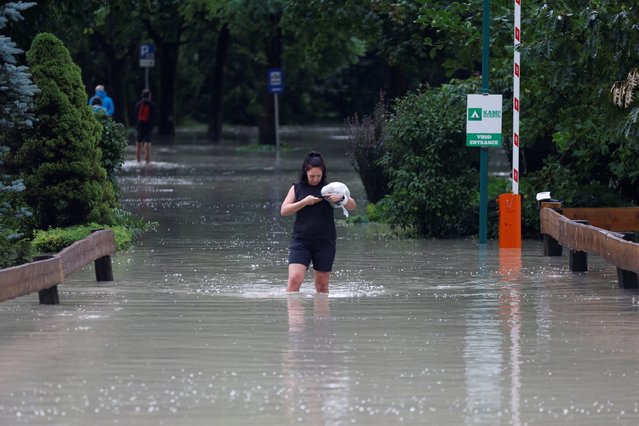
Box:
[499,0,523,248]
[513,0,521,195]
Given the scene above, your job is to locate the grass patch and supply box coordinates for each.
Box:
[236,142,298,153]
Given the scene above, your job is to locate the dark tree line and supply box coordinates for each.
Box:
[3,0,442,143]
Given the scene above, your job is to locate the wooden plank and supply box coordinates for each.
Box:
[541,208,639,273]
[562,207,639,231]
[58,229,116,276]
[0,257,64,302]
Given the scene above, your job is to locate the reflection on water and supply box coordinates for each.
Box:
[283,295,349,424]
[1,128,639,425]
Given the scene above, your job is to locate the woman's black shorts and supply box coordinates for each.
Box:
[288,238,336,272]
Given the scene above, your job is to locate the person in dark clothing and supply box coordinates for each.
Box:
[281,151,356,293]
[134,88,157,163]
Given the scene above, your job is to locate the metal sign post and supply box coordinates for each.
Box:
[139,43,155,89]
[479,0,491,245]
[267,69,284,150]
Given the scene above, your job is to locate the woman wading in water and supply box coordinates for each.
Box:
[280,152,356,293]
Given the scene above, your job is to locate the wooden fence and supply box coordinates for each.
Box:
[0,229,116,304]
[540,206,639,288]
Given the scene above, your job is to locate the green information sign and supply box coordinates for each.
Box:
[466,94,502,147]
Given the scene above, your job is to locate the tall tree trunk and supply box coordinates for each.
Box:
[91,23,131,125]
[387,64,408,100]
[157,40,178,136]
[259,14,282,146]
[207,23,230,143]
[107,58,128,125]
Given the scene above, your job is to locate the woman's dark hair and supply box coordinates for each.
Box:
[299,151,327,185]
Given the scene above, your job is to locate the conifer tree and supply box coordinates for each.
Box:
[5,32,115,229]
[0,1,37,267]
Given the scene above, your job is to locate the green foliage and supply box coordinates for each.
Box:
[0,2,38,129]
[94,112,127,196]
[346,91,389,203]
[365,202,386,223]
[236,142,296,153]
[32,224,131,254]
[31,209,158,254]
[379,79,481,238]
[0,230,31,268]
[4,33,116,230]
[0,1,36,267]
[110,208,159,237]
[413,1,639,215]
[344,214,368,224]
[519,2,639,203]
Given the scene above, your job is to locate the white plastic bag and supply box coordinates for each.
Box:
[321,182,350,217]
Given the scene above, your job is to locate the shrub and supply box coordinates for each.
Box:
[31,209,158,254]
[32,224,132,254]
[346,91,389,203]
[94,112,127,197]
[379,79,481,238]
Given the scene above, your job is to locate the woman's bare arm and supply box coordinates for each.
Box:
[281,185,322,216]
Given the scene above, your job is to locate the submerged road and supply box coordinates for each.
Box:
[1,126,638,425]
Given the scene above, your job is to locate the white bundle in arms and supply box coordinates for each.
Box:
[321,182,350,217]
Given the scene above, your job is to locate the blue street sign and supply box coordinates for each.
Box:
[140,43,155,67]
[267,68,284,94]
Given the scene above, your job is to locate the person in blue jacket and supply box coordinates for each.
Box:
[88,84,114,116]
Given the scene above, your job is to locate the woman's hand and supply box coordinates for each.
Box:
[303,195,323,206]
[281,186,323,216]
[325,193,346,204]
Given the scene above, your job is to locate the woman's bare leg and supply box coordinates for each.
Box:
[313,271,330,293]
[287,264,307,292]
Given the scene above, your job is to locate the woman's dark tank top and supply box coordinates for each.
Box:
[292,182,336,240]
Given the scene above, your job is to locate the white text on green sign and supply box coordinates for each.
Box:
[466,94,503,148]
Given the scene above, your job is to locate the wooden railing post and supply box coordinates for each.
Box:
[618,233,638,289]
[569,220,589,272]
[91,229,114,282]
[33,255,60,305]
[541,201,563,256]
[569,249,587,272]
[94,256,113,281]
[543,235,563,257]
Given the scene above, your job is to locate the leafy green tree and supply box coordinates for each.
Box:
[5,33,115,230]
[520,1,639,204]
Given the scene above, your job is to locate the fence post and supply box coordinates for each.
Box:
[91,229,114,281]
[541,202,563,256]
[618,233,638,289]
[33,255,60,305]
[569,220,589,272]
[94,256,113,281]
[543,235,562,257]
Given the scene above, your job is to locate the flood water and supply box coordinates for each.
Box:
[2,126,639,425]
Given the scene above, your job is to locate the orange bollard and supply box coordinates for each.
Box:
[497,193,522,248]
